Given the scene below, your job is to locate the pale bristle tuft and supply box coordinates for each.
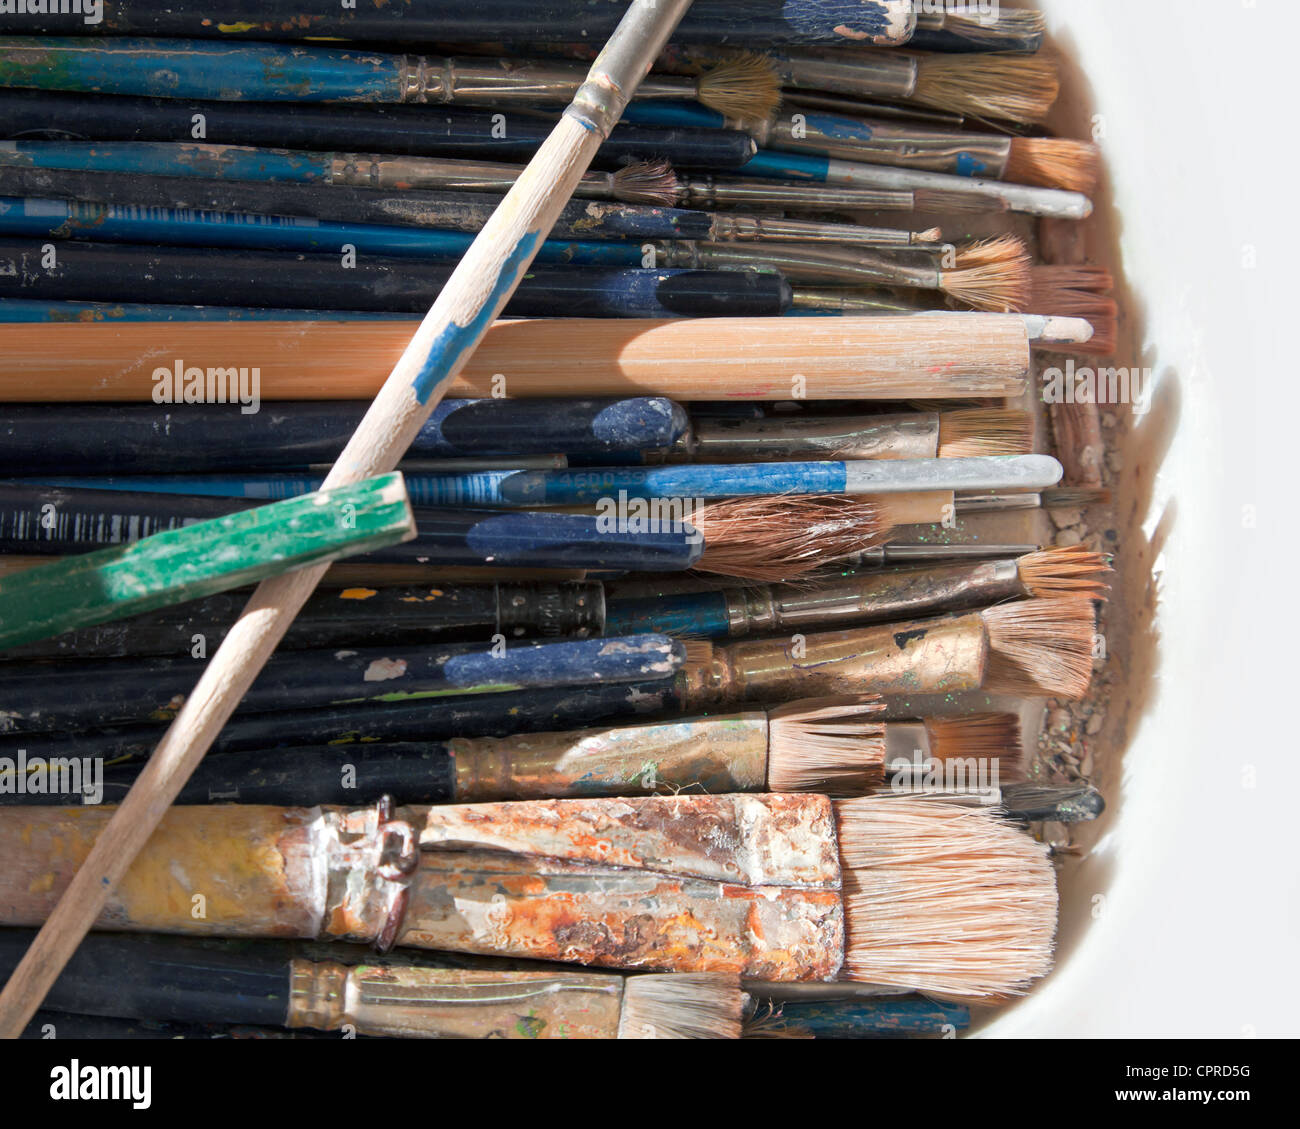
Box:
[611,160,681,206]
[696,53,782,120]
[913,187,1007,215]
[937,408,1032,457]
[693,495,891,582]
[833,797,1057,1000]
[618,972,745,1039]
[1005,137,1101,194]
[924,713,1024,783]
[682,640,714,668]
[913,53,1060,125]
[942,236,1032,312]
[916,226,943,243]
[1016,546,1112,599]
[766,694,888,795]
[981,597,1097,699]
[938,8,1047,43]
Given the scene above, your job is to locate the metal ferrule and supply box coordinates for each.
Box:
[679,176,915,212]
[449,713,770,801]
[660,242,943,287]
[955,492,1043,513]
[680,615,990,708]
[681,411,940,462]
[318,802,421,950]
[770,49,919,100]
[791,287,928,312]
[715,562,1025,637]
[287,962,626,1039]
[397,56,695,106]
[708,213,923,247]
[328,154,619,200]
[844,543,1040,567]
[569,0,695,136]
[769,117,1013,178]
[783,90,967,129]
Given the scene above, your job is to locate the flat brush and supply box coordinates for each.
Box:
[0,38,783,118]
[1030,265,1118,356]
[0,930,744,1040]
[0,165,940,249]
[744,148,1092,219]
[0,1,918,47]
[0,313,1035,403]
[0,238,793,319]
[623,102,1099,193]
[0,90,757,170]
[603,547,1111,638]
[0,633,684,735]
[0,793,1057,999]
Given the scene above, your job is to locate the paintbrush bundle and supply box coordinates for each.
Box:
[0,2,1120,1041]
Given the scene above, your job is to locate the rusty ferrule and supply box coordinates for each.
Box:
[450,713,770,801]
[286,962,627,1039]
[680,615,990,708]
[316,803,419,945]
[681,411,939,462]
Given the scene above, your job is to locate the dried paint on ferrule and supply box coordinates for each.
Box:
[684,412,940,462]
[449,713,771,801]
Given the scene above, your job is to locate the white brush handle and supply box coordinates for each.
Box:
[0,0,695,1039]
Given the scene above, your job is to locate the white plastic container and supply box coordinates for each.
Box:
[984,1,1295,1037]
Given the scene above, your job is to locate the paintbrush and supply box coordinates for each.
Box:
[0,930,744,1039]
[0,1,919,47]
[0,0,699,1036]
[0,165,941,248]
[622,102,1100,193]
[908,6,1045,53]
[955,486,1113,513]
[744,148,1091,219]
[52,700,1029,808]
[53,453,1061,507]
[1030,265,1118,356]
[0,399,691,473]
[0,312,1034,402]
[0,37,779,117]
[603,547,1110,638]
[0,634,685,735]
[0,237,796,319]
[0,792,1057,1000]
[0,483,893,583]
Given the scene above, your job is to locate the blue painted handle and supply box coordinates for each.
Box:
[604,591,732,638]
[761,997,971,1038]
[742,149,832,183]
[0,141,332,183]
[621,101,728,129]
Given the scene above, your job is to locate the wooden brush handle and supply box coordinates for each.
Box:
[0,0,693,1038]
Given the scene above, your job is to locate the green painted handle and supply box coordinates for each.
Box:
[0,472,415,651]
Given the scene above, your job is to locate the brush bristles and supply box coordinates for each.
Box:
[696,53,782,121]
[618,973,745,1039]
[1029,267,1118,355]
[611,160,680,206]
[937,408,1032,457]
[913,188,1008,215]
[923,713,1024,783]
[934,8,1047,42]
[693,495,892,582]
[833,797,1057,1000]
[913,53,1060,124]
[682,640,714,669]
[981,597,1097,699]
[1016,546,1112,599]
[942,236,1032,312]
[766,694,887,795]
[1043,487,1111,508]
[1005,137,1101,194]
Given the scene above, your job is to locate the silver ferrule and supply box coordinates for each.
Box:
[401,55,695,107]
[783,90,967,129]
[845,543,1040,567]
[682,411,940,462]
[663,241,944,287]
[769,48,919,100]
[679,175,915,212]
[568,0,695,136]
[843,454,1061,495]
[955,492,1043,513]
[709,213,926,248]
[791,287,927,312]
[769,115,1013,178]
[328,154,618,200]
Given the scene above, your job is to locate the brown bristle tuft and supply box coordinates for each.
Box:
[618,972,745,1039]
[942,236,1032,312]
[696,53,782,120]
[693,495,892,582]
[1042,486,1111,508]
[937,408,1033,457]
[1029,267,1118,356]
[611,160,681,206]
[833,797,1057,999]
[913,53,1060,125]
[1005,137,1101,194]
[682,640,714,668]
[1016,546,1112,599]
[923,713,1024,783]
[1068,313,1118,356]
[766,695,887,795]
[981,597,1097,699]
[1032,265,1114,295]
